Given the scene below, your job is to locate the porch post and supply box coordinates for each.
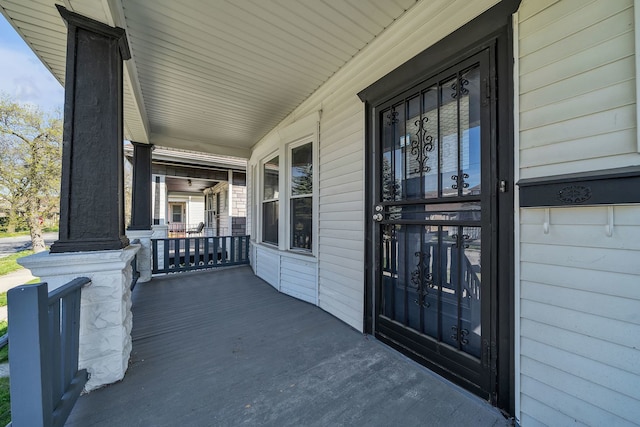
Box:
[127,142,153,282]
[19,6,138,392]
[50,5,130,254]
[129,142,153,230]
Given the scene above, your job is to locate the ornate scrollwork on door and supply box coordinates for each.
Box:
[386,109,399,126]
[450,77,470,99]
[450,233,471,249]
[451,173,469,190]
[410,117,434,174]
[410,251,433,307]
[451,325,469,345]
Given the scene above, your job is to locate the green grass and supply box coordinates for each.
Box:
[0,231,28,238]
[0,227,57,239]
[0,294,5,308]
[0,321,6,364]
[0,376,9,427]
[0,250,34,276]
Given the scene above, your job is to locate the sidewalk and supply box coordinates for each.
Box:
[0,268,37,321]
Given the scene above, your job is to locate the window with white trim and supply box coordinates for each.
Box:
[262,155,279,245]
[290,142,312,250]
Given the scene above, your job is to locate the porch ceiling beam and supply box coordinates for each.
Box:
[150,133,251,159]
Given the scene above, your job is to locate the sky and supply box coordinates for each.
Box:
[0,15,64,113]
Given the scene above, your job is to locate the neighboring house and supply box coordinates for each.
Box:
[5,1,640,425]
[124,144,247,236]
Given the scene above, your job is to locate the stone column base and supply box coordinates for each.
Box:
[18,245,140,392]
[151,224,168,239]
[126,229,153,283]
[151,225,169,270]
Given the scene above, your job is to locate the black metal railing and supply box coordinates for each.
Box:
[152,235,250,274]
[7,277,90,427]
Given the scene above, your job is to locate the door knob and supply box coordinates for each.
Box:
[373,213,383,222]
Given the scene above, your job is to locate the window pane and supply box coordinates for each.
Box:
[440,75,459,197]
[172,205,182,223]
[264,156,279,200]
[262,200,279,245]
[405,95,421,199]
[422,87,439,198]
[291,197,312,250]
[291,143,312,196]
[460,65,481,196]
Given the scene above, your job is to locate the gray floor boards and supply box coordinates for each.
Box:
[66,266,509,427]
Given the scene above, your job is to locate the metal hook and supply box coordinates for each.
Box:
[543,208,550,234]
[605,206,614,237]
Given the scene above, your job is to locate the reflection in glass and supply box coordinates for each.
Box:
[263,156,279,200]
[263,155,279,245]
[380,223,482,358]
[393,102,406,200]
[405,95,421,199]
[389,202,481,222]
[291,198,312,250]
[262,200,278,245]
[291,144,312,196]
[422,88,439,198]
[461,227,481,357]
[460,66,481,196]
[376,60,486,362]
[440,76,459,197]
[379,64,481,202]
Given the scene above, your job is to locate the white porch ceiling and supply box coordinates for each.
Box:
[0,0,418,158]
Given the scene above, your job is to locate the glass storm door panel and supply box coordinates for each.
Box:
[374,49,493,396]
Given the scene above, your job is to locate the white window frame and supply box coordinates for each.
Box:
[254,111,320,255]
[286,138,315,253]
[250,164,257,240]
[260,152,280,247]
[633,0,640,153]
[279,112,320,256]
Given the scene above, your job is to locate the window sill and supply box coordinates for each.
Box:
[252,242,317,262]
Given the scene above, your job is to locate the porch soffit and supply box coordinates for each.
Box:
[0,0,419,158]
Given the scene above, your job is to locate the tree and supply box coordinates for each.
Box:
[0,95,62,252]
[291,163,312,195]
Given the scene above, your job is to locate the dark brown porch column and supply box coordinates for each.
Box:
[51,6,131,253]
[128,142,153,230]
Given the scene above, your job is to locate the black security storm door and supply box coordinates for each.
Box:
[371,49,496,397]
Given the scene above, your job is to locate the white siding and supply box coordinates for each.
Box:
[253,243,318,302]
[280,257,317,304]
[516,1,640,424]
[205,182,230,235]
[518,206,640,426]
[249,0,501,331]
[518,0,638,180]
[254,245,279,290]
[188,196,205,226]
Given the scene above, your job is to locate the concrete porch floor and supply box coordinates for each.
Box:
[66,266,510,427]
